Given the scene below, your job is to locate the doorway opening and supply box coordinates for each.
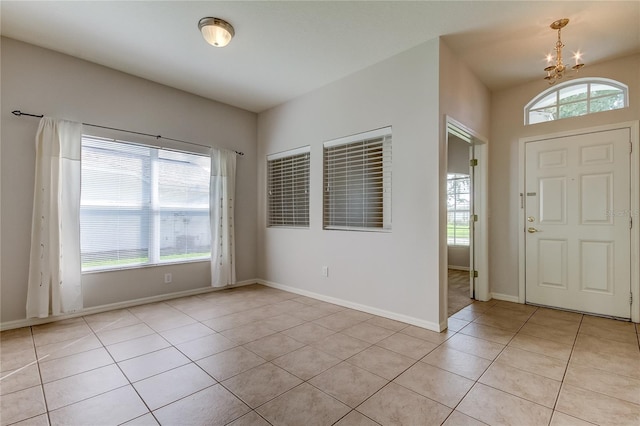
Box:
[445,118,489,322]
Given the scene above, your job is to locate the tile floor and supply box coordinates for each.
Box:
[1,284,639,426]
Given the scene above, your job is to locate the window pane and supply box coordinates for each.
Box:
[447,174,470,246]
[559,101,587,118]
[590,93,625,113]
[159,211,211,261]
[559,84,588,104]
[267,150,310,227]
[531,91,557,109]
[590,84,623,98]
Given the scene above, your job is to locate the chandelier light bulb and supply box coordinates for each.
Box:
[542,18,584,85]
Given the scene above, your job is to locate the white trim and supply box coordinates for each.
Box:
[323,126,392,148]
[491,292,520,304]
[518,121,640,323]
[448,266,470,271]
[0,280,257,331]
[257,279,444,332]
[266,145,310,161]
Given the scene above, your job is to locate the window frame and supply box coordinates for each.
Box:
[524,78,628,125]
[266,146,311,229]
[80,135,212,273]
[323,127,392,232]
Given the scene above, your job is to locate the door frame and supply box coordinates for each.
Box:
[518,121,640,322]
[445,116,490,311]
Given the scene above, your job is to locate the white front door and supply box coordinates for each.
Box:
[525,128,631,318]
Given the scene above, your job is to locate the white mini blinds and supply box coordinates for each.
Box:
[80,136,211,271]
[267,146,310,228]
[323,127,392,231]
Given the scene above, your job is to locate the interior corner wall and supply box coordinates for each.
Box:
[489,53,640,299]
[0,37,258,323]
[257,40,442,329]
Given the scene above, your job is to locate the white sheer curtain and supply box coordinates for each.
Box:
[26,117,83,318]
[210,148,237,287]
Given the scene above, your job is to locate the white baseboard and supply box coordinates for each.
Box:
[490,292,520,303]
[257,279,444,332]
[448,266,470,271]
[0,279,257,331]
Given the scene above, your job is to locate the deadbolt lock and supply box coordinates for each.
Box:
[527,216,535,222]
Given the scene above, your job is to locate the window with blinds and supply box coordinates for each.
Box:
[267,146,310,228]
[80,136,211,271]
[323,127,392,231]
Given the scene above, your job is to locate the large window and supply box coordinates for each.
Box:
[447,173,470,246]
[323,127,392,231]
[525,78,628,125]
[80,136,211,271]
[267,147,310,228]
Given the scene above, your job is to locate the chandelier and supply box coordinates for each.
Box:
[544,18,584,85]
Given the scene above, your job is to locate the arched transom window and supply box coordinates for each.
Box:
[525,78,628,125]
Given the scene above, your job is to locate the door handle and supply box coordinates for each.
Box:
[527,227,540,233]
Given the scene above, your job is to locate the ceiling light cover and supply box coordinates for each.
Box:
[198,17,234,47]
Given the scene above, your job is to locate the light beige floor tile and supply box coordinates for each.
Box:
[0,335,34,355]
[309,362,388,408]
[34,333,102,362]
[32,322,93,347]
[443,333,505,360]
[579,321,638,345]
[581,314,636,333]
[549,411,595,426]
[479,361,561,408]
[313,311,367,331]
[573,333,639,357]
[526,314,581,332]
[1,347,36,373]
[564,363,640,405]
[159,322,215,345]
[153,383,250,425]
[556,384,640,425]
[376,332,438,359]
[281,323,335,344]
[43,364,128,410]
[347,345,414,380]
[357,382,451,425]
[508,333,573,361]
[519,322,578,345]
[220,322,277,345]
[334,410,379,426]
[447,318,470,332]
[222,363,302,408]
[442,410,489,426]
[133,363,216,410]
[312,332,371,360]
[259,314,307,332]
[365,316,408,332]
[289,305,336,321]
[492,301,538,315]
[569,346,640,380]
[121,413,159,425]
[143,313,197,333]
[450,308,484,322]
[83,309,142,332]
[39,347,113,383]
[243,333,305,360]
[272,346,341,380]
[484,306,535,321]
[10,413,50,426]
[400,325,455,344]
[226,411,270,426]
[118,347,190,382]
[530,307,582,323]
[457,383,552,426]
[48,385,147,425]
[472,314,525,332]
[422,346,491,380]
[202,312,258,332]
[96,322,156,346]
[175,332,237,361]
[458,322,516,345]
[0,385,46,426]
[394,362,474,408]
[197,347,265,381]
[106,333,170,362]
[496,346,567,381]
[257,383,350,426]
[0,364,41,396]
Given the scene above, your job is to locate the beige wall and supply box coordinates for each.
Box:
[489,53,640,299]
[1,38,258,323]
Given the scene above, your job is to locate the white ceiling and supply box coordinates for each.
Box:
[2,1,639,113]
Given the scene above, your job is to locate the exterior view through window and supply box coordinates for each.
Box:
[80,136,211,271]
[447,173,470,246]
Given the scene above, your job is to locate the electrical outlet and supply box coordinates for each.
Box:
[164,273,172,284]
[321,266,329,277]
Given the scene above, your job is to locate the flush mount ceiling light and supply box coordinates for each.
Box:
[198,17,234,47]
[543,18,585,85]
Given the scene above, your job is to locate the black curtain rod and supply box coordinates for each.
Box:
[11,110,245,156]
